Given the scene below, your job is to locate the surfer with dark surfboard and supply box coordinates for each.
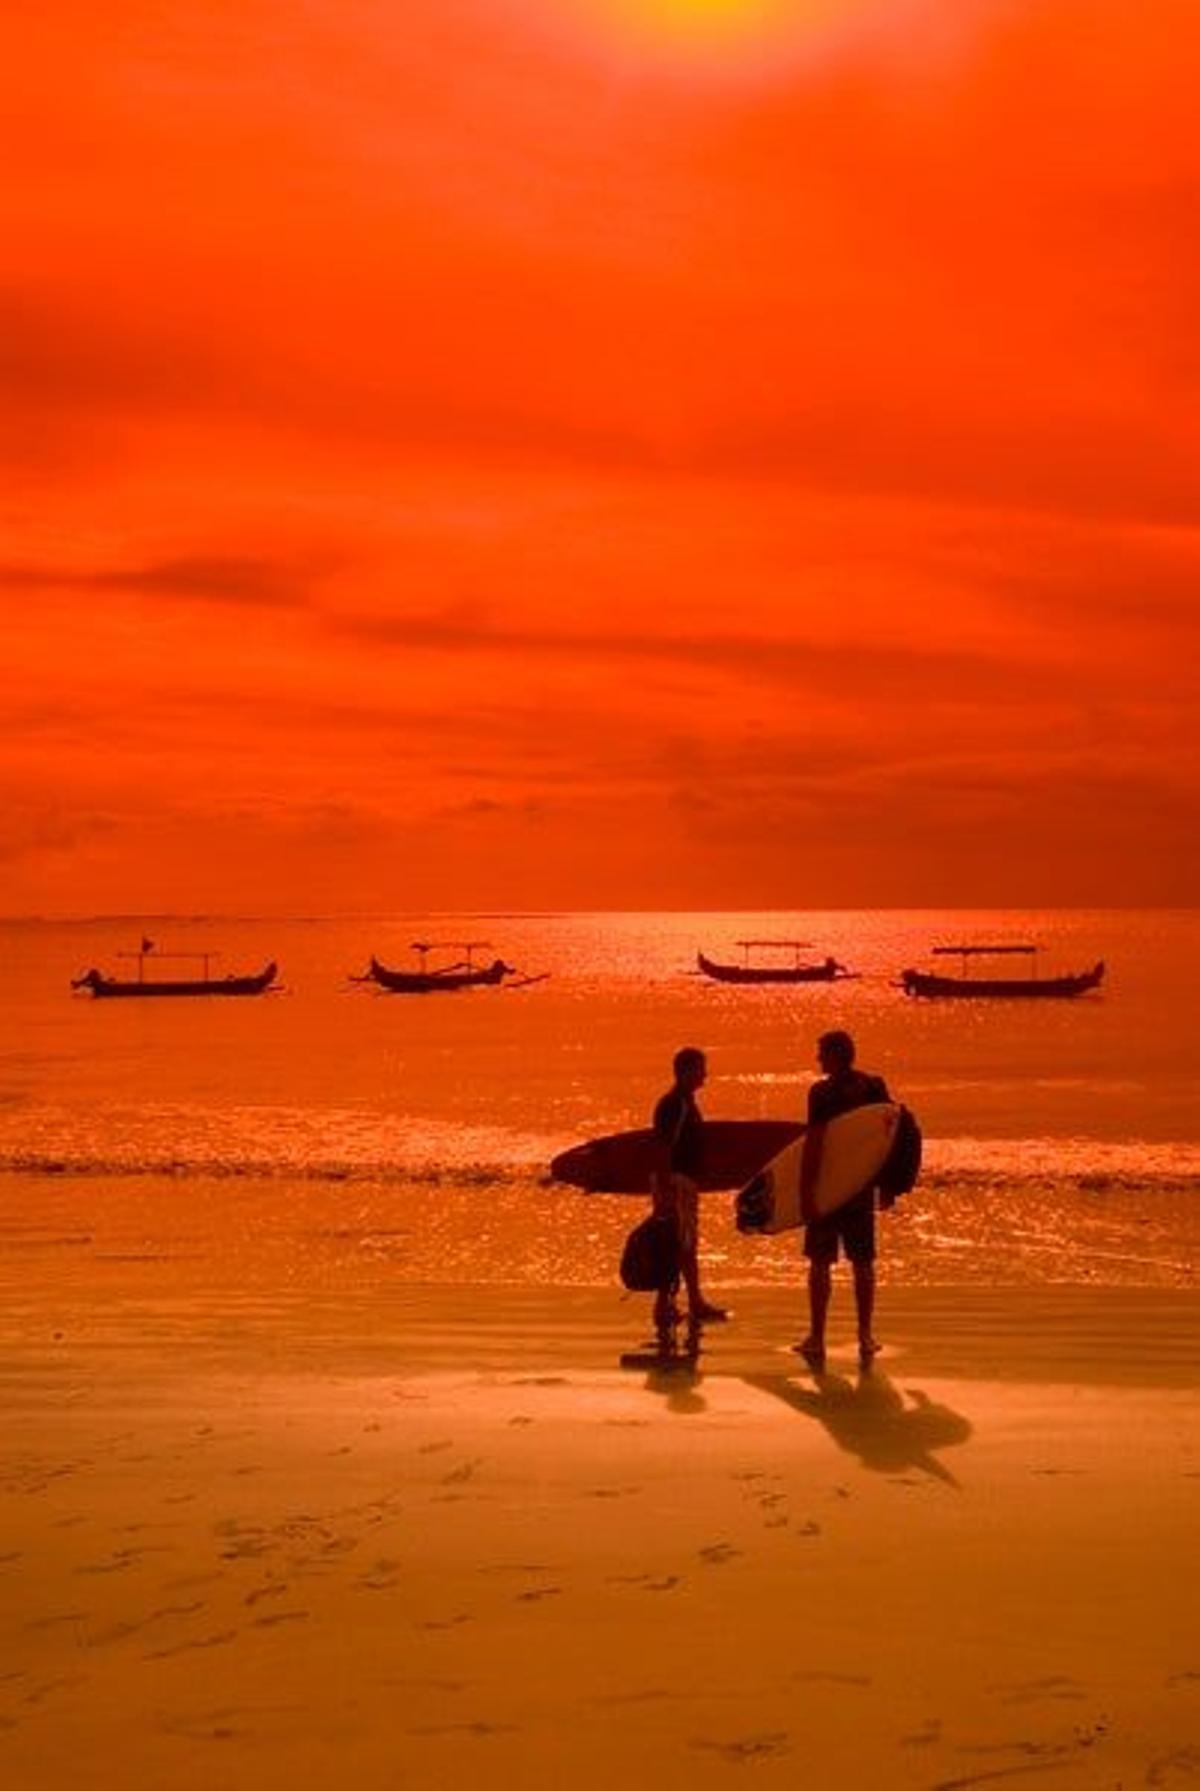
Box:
[650,1047,730,1336]
[797,1030,890,1371]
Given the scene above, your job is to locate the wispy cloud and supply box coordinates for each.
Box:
[0,555,322,607]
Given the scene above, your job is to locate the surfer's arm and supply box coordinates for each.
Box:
[650,1096,684,1213]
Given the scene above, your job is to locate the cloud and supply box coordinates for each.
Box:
[0,554,318,608]
[329,603,1088,705]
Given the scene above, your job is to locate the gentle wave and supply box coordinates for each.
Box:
[0,1152,529,1187]
[2,1149,1200,1196]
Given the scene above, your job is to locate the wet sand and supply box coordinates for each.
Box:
[1,1192,1198,1791]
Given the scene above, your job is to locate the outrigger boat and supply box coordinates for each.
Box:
[899,944,1105,1000]
[696,941,855,985]
[357,940,519,994]
[73,947,279,998]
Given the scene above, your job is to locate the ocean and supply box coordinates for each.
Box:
[2,910,1197,1289]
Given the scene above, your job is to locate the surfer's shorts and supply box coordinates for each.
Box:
[804,1190,876,1264]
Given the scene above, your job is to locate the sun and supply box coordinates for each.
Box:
[555,0,877,77]
[623,0,795,36]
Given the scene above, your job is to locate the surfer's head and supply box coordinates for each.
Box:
[673,1046,707,1091]
[817,1029,855,1073]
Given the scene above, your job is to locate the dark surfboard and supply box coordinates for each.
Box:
[550,1119,804,1194]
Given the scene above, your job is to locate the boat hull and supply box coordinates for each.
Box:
[696,952,846,985]
[75,962,279,998]
[366,956,511,993]
[900,962,1104,1000]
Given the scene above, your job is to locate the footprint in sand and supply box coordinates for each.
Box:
[932,1738,1087,1790]
[22,1676,88,1707]
[692,1732,791,1763]
[604,1571,681,1592]
[74,1556,133,1577]
[418,1440,455,1455]
[408,1721,517,1738]
[85,1603,205,1647]
[157,1706,248,1741]
[1145,1746,1200,1784]
[417,1614,473,1631]
[900,1717,942,1746]
[440,1459,484,1485]
[244,1583,289,1607]
[479,1563,554,1578]
[515,1587,562,1603]
[165,1571,223,1592]
[698,1542,741,1566]
[251,1611,310,1629]
[358,1561,403,1592]
[991,1675,1086,1706]
[144,1630,239,1661]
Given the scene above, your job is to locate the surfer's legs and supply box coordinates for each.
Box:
[852,1260,878,1358]
[804,1259,832,1358]
[675,1179,728,1322]
[653,1286,681,1334]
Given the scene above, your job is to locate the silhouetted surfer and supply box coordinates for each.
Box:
[797,1030,890,1371]
[650,1047,729,1336]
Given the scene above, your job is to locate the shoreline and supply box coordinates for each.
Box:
[2,1168,1197,1295]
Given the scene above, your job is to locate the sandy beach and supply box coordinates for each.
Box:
[2,1175,1197,1791]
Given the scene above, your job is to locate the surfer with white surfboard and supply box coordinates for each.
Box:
[797,1030,891,1372]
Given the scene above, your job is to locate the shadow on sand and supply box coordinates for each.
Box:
[742,1367,972,1485]
[619,1328,708,1414]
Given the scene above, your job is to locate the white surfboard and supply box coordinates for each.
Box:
[735,1103,901,1235]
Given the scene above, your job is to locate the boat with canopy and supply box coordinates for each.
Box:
[899,944,1105,1000]
[696,941,855,985]
[72,947,279,998]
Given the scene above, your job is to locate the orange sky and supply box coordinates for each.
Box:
[2,0,1197,913]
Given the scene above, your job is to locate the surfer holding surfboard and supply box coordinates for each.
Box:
[650,1047,730,1336]
[797,1030,891,1372]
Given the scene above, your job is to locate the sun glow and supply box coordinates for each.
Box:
[556,0,887,78]
[615,0,806,39]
